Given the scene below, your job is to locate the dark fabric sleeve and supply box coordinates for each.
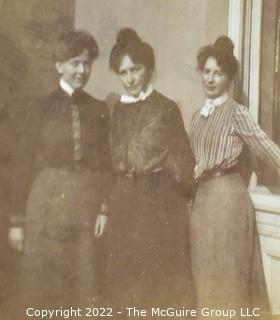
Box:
[163,101,196,198]
[97,102,114,215]
[110,104,127,172]
[9,100,43,226]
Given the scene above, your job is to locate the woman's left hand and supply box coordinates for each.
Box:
[95,214,108,237]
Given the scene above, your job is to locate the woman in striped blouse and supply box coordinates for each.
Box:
[190,36,280,317]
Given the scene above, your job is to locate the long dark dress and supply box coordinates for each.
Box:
[6,88,111,316]
[106,90,195,313]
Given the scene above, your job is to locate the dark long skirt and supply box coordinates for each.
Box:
[190,172,270,319]
[105,170,194,316]
[3,167,102,319]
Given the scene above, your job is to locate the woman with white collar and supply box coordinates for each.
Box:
[190,36,280,317]
[7,30,111,313]
[105,28,195,311]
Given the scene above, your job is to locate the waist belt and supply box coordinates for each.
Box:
[125,167,163,179]
[198,165,238,182]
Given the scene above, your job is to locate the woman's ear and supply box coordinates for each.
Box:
[55,62,63,75]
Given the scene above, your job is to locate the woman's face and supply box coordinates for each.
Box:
[118,54,151,97]
[55,49,92,91]
[201,56,231,99]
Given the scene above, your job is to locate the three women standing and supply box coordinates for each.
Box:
[190,36,280,316]
[6,25,278,318]
[105,28,195,311]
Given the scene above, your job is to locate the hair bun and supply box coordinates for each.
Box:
[214,36,234,55]
[116,28,142,47]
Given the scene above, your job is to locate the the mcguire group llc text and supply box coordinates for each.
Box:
[25,306,262,319]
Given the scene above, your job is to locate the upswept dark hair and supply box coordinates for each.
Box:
[53,30,99,63]
[197,36,238,80]
[109,28,155,74]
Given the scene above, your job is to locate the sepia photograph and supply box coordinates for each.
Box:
[0,0,280,319]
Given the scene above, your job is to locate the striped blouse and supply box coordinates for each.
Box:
[190,96,280,179]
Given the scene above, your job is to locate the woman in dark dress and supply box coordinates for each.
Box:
[105,28,195,313]
[189,36,280,318]
[7,30,111,315]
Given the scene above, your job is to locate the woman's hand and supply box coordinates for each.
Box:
[8,227,24,252]
[95,214,108,237]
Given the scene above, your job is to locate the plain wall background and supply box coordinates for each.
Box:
[0,0,75,98]
[75,0,229,130]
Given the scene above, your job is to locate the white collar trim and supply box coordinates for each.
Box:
[120,85,154,104]
[200,93,229,117]
[60,79,74,97]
